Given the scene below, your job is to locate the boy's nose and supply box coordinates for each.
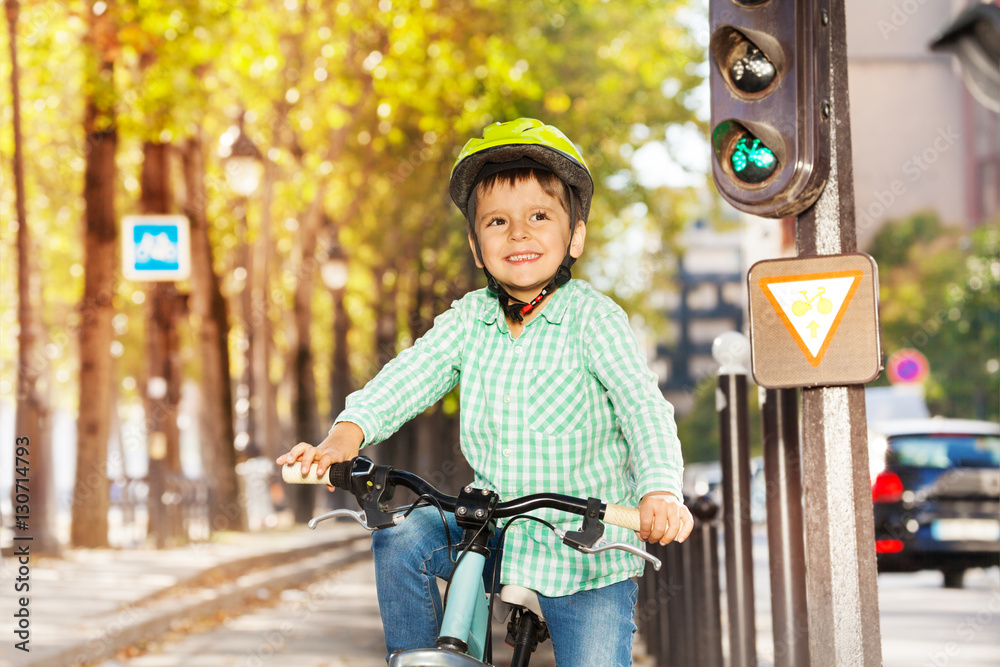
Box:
[507,220,530,240]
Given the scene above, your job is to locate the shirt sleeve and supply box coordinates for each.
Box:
[585,306,685,500]
[334,301,467,446]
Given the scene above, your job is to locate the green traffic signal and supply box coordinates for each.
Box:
[730,135,777,184]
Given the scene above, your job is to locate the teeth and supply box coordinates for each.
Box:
[508,254,539,261]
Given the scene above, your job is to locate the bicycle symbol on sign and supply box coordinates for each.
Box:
[791,287,832,317]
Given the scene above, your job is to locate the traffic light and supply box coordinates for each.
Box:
[709,0,831,218]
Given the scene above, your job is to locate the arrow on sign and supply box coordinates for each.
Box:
[758,270,863,367]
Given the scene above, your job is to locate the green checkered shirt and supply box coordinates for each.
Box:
[336,279,684,596]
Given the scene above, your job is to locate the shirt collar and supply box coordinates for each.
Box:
[476,280,573,327]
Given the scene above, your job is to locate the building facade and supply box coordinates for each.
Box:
[847,0,999,248]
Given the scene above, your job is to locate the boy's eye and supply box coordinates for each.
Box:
[530,211,549,221]
[486,217,506,227]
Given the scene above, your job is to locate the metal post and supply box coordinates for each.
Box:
[719,370,757,667]
[239,202,257,458]
[642,499,724,667]
[715,331,756,667]
[652,558,671,665]
[664,543,690,666]
[794,1,882,664]
[762,388,809,666]
[691,496,724,666]
[636,563,657,663]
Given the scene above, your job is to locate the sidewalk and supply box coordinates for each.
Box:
[0,522,372,667]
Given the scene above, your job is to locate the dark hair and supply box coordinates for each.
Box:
[469,168,576,236]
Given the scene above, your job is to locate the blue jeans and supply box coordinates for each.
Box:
[372,507,638,666]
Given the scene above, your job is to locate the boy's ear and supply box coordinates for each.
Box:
[569,221,587,259]
[468,234,486,268]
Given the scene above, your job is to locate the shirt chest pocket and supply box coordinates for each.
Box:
[525,365,594,435]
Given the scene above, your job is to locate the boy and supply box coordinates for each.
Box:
[277,118,691,666]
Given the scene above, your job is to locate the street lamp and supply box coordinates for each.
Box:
[223,117,264,196]
[930,2,1000,112]
[222,116,263,460]
[321,240,351,417]
[320,242,350,292]
[321,239,352,509]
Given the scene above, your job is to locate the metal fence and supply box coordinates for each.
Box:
[108,474,212,547]
[639,495,724,667]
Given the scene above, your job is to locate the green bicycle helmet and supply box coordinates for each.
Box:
[450,118,594,322]
[450,118,594,225]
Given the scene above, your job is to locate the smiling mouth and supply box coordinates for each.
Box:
[506,253,540,263]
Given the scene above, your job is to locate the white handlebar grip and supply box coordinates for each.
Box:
[282,463,327,485]
[604,503,642,532]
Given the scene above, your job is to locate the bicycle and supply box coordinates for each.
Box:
[282,455,662,667]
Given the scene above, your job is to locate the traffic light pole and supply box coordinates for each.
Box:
[794,1,882,664]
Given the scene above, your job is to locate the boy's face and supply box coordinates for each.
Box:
[468,176,586,304]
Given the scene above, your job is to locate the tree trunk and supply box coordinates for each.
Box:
[327,281,354,510]
[252,162,279,461]
[139,141,186,548]
[330,285,352,422]
[289,191,325,523]
[374,268,411,471]
[180,130,245,533]
[71,9,118,548]
[7,0,59,555]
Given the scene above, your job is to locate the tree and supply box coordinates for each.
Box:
[7,0,58,555]
[872,214,1000,422]
[71,0,119,549]
[676,374,762,465]
[117,0,249,537]
[138,140,187,547]
[289,189,326,522]
[180,128,245,533]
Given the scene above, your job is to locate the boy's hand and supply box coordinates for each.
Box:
[637,492,693,545]
[275,422,364,489]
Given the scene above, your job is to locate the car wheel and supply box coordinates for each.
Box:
[942,568,965,589]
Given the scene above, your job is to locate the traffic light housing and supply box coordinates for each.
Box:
[709,0,831,218]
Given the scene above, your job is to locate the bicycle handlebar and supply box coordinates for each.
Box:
[281,458,642,532]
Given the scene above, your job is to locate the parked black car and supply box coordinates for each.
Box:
[869,418,1000,588]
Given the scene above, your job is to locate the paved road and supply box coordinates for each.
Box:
[748,527,1000,667]
[877,568,1000,667]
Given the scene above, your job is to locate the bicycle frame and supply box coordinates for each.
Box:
[438,549,492,660]
[387,544,493,666]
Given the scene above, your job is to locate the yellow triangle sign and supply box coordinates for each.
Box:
[758,270,863,367]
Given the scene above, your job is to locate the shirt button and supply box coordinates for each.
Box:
[514,345,522,354]
[503,395,512,404]
[503,449,511,457]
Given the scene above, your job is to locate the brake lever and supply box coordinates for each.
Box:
[555,529,662,571]
[307,508,404,531]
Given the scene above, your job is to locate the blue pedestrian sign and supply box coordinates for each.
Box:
[122,215,191,281]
